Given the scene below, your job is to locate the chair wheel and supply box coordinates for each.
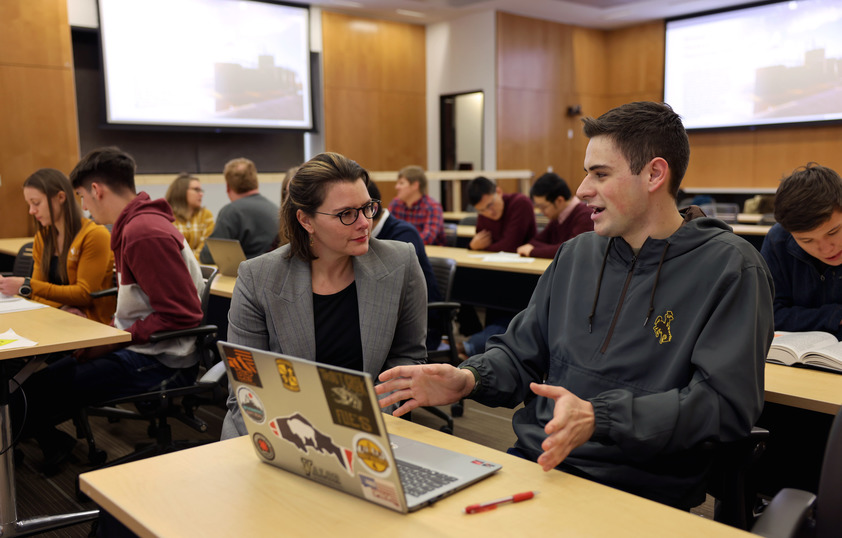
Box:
[440,426,453,435]
[88,449,107,465]
[451,403,464,417]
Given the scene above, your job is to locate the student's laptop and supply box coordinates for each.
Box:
[205,238,246,277]
[218,341,502,513]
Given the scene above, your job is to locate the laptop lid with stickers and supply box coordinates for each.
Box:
[218,341,502,513]
[205,238,246,277]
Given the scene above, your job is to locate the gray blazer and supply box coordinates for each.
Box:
[221,238,428,438]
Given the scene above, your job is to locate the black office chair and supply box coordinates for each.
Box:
[458,214,477,226]
[751,406,842,538]
[442,223,458,247]
[705,426,770,530]
[419,257,462,433]
[76,265,227,467]
[0,241,34,278]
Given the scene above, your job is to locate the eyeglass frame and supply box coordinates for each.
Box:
[313,199,381,226]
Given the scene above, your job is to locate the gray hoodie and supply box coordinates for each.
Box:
[463,208,775,509]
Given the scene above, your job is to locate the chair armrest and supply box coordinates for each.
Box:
[90,287,118,299]
[148,325,218,343]
[751,488,816,538]
[427,301,461,313]
[199,361,228,384]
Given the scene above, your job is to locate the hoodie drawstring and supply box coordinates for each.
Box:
[588,238,613,333]
[643,241,671,327]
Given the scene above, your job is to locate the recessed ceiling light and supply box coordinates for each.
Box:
[396,9,426,18]
[331,0,362,8]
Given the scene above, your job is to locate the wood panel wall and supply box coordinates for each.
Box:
[0,0,79,238]
[321,11,427,203]
[496,12,842,193]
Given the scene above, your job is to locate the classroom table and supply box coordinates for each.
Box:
[79,414,751,538]
[209,274,236,299]
[0,305,131,535]
[764,363,842,415]
[0,238,31,258]
[425,245,550,313]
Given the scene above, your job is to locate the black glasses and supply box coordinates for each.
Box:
[314,200,380,226]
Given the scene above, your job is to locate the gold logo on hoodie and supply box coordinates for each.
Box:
[653,311,674,344]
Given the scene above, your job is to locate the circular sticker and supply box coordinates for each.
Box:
[252,433,275,461]
[237,386,266,424]
[354,434,391,477]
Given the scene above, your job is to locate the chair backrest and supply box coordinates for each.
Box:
[458,214,477,226]
[442,223,458,247]
[12,242,34,277]
[428,257,456,302]
[815,406,842,538]
[198,265,218,324]
[700,203,740,224]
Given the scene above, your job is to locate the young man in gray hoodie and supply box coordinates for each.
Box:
[377,101,775,510]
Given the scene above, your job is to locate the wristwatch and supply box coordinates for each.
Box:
[18,277,31,298]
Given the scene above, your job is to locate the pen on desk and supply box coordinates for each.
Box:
[464,491,538,514]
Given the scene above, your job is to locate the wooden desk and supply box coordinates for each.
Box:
[209,274,236,298]
[425,245,551,276]
[456,224,475,238]
[425,245,550,313]
[79,415,749,538]
[0,306,130,360]
[737,214,764,224]
[0,237,31,257]
[765,363,842,415]
[730,224,772,236]
[0,306,131,534]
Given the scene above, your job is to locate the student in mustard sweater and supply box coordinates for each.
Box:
[0,168,115,324]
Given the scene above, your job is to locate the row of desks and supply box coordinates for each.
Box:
[1,256,839,536]
[1,304,751,537]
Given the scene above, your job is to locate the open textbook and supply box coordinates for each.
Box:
[767,331,842,373]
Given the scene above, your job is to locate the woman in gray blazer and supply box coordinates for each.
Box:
[221,152,428,438]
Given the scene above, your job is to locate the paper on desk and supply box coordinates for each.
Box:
[468,251,536,263]
[0,298,48,314]
[0,329,37,350]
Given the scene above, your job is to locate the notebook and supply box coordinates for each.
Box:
[205,238,246,277]
[218,341,502,513]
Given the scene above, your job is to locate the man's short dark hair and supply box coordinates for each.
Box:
[774,163,842,233]
[366,179,381,201]
[70,146,137,194]
[467,176,496,206]
[582,101,690,198]
[530,172,571,202]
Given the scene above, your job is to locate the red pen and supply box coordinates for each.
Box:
[464,491,538,514]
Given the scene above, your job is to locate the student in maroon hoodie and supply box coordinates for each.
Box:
[516,172,594,259]
[467,176,536,253]
[15,147,204,474]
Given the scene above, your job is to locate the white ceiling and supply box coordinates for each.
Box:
[300,0,756,28]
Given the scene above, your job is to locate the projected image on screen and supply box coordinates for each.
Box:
[664,0,842,130]
[98,0,312,130]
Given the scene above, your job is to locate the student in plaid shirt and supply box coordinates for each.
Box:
[388,165,446,246]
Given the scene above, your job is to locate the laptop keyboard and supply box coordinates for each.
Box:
[396,459,459,498]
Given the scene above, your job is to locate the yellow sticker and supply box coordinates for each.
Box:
[0,339,17,347]
[356,438,389,474]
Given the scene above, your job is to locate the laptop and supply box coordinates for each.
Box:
[205,238,246,277]
[218,341,502,513]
